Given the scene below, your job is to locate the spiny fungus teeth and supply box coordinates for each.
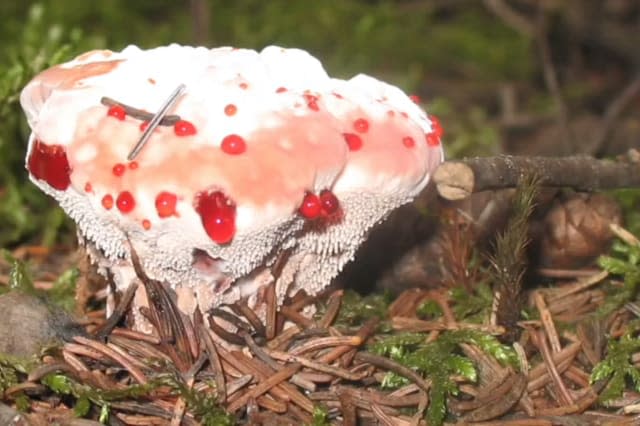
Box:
[21,44,444,326]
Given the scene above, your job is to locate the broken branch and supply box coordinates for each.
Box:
[433,155,640,200]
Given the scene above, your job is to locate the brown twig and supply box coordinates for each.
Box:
[93,281,138,340]
[483,0,535,36]
[433,155,640,200]
[354,352,431,394]
[100,97,180,125]
[593,73,640,156]
[533,292,561,353]
[534,6,573,152]
[531,330,574,406]
[198,327,227,403]
[73,336,148,384]
[229,299,266,338]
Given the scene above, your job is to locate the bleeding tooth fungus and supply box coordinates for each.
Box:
[20,44,444,332]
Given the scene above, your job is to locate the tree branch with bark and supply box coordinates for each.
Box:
[433,154,640,201]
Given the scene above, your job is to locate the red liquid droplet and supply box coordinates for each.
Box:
[155,191,178,218]
[426,133,440,147]
[128,161,139,170]
[116,191,136,213]
[107,105,126,120]
[195,191,236,244]
[27,140,72,190]
[239,82,248,90]
[142,219,151,230]
[112,163,126,176]
[102,194,114,210]
[320,190,340,215]
[353,118,369,133]
[276,87,287,93]
[343,133,363,151]
[299,191,321,219]
[402,136,416,148]
[174,120,197,136]
[409,94,421,104]
[303,94,319,111]
[84,182,93,193]
[139,121,149,131]
[430,116,443,138]
[221,134,246,155]
[224,104,237,116]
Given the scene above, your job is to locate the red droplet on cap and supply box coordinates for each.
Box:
[276,87,287,93]
[155,191,178,218]
[343,133,363,151]
[116,191,136,213]
[107,105,126,120]
[409,94,421,104]
[102,194,114,210]
[353,118,369,133]
[303,94,319,111]
[320,190,340,215]
[426,133,440,147]
[221,134,246,155]
[402,136,416,148]
[112,163,126,177]
[195,191,236,244]
[174,120,197,136]
[299,191,321,219]
[84,182,93,193]
[27,140,72,190]
[430,116,443,138]
[224,104,237,116]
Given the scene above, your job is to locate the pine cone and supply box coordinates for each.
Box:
[540,193,622,268]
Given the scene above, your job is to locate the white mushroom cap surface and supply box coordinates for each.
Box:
[21,44,444,323]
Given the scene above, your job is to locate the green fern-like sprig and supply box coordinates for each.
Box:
[371,329,517,425]
[590,324,640,402]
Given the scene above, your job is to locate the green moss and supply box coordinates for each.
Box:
[1,249,36,295]
[370,329,517,425]
[450,282,493,322]
[48,267,79,312]
[0,4,84,247]
[39,361,234,423]
[333,290,393,329]
[1,250,78,312]
[597,239,640,316]
[610,189,640,239]
[307,405,331,426]
[159,373,235,426]
[591,322,640,402]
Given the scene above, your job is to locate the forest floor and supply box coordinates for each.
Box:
[1,203,640,426]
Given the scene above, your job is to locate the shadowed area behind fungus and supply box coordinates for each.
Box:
[339,193,442,293]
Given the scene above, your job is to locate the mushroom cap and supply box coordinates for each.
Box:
[21,44,443,313]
